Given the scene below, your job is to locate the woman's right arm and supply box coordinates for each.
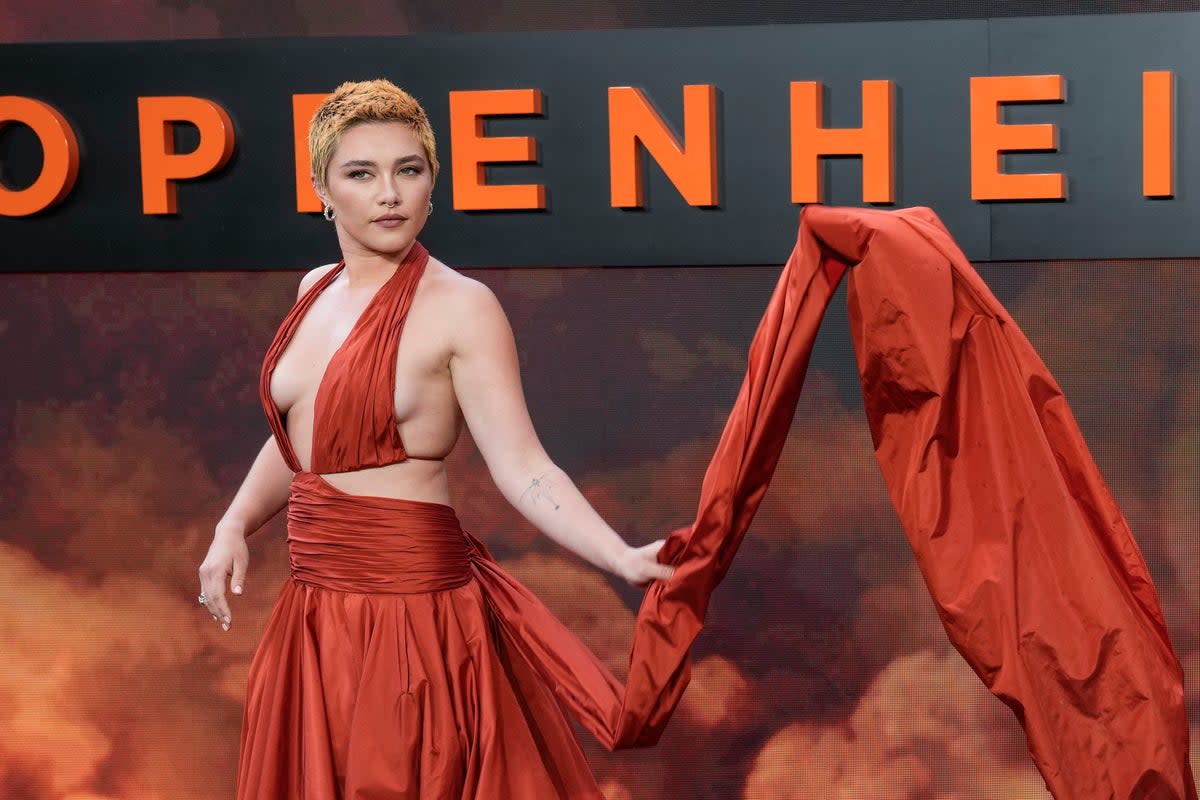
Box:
[198,267,330,630]
[200,267,333,629]
[198,434,294,631]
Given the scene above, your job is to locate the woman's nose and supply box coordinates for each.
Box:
[378,176,401,205]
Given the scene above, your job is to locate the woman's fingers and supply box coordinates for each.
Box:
[622,540,676,586]
[198,536,248,631]
[198,563,232,631]
[230,554,248,596]
[646,539,675,580]
[200,578,230,631]
[199,587,225,628]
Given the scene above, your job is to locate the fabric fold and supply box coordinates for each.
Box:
[474,204,1194,799]
[464,223,846,750]
[239,473,604,800]
[837,205,1194,800]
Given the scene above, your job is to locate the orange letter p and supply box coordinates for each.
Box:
[138,97,236,215]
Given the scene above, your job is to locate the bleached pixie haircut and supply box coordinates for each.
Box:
[309,79,439,192]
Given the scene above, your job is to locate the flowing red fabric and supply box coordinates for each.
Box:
[484,205,1195,798]
[467,221,850,750]
[833,205,1195,799]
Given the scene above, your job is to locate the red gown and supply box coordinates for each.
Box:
[240,242,604,798]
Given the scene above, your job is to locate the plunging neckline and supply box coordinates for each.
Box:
[261,243,428,473]
[282,262,403,469]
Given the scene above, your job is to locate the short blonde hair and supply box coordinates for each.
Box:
[309,79,439,192]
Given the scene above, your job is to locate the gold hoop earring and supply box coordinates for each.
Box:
[323,204,335,222]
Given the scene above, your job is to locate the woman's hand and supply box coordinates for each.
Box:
[197,524,250,631]
[614,539,675,587]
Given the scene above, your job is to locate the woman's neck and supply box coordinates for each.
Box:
[338,240,416,288]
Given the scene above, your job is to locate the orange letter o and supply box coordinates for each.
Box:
[0,97,80,217]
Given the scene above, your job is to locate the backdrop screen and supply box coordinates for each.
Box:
[3,0,1199,797]
[0,258,1196,798]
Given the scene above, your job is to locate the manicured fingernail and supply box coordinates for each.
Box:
[223,615,231,624]
[222,623,230,631]
[233,585,242,594]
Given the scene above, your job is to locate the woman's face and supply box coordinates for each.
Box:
[317,121,434,259]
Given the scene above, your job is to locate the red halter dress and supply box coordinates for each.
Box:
[238,242,603,799]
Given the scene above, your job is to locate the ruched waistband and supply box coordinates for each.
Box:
[287,472,473,594]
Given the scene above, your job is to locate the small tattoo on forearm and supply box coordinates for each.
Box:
[521,472,561,510]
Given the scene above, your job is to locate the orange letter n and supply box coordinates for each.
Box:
[608,85,718,208]
[137,97,236,215]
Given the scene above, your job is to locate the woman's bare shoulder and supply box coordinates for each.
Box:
[421,257,502,313]
[419,260,511,359]
[296,262,341,300]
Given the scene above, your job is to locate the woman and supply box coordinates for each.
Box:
[197,79,673,799]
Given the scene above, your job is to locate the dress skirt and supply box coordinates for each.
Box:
[235,472,604,800]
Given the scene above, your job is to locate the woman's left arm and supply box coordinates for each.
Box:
[448,279,672,587]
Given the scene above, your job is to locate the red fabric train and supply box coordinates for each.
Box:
[492,205,1195,798]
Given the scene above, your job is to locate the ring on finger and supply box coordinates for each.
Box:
[198,592,208,605]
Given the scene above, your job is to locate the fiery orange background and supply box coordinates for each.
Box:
[0,260,1196,798]
[3,2,1200,798]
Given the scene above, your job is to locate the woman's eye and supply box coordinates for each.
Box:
[400,166,421,176]
[348,170,370,179]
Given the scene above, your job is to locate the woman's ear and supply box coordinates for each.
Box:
[311,175,328,207]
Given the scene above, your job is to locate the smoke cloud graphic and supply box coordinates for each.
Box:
[0,261,1195,798]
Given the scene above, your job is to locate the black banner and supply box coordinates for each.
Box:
[1,12,1198,271]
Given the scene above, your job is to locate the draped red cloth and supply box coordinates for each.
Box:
[468,214,849,751]
[478,205,1194,798]
[837,206,1195,799]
